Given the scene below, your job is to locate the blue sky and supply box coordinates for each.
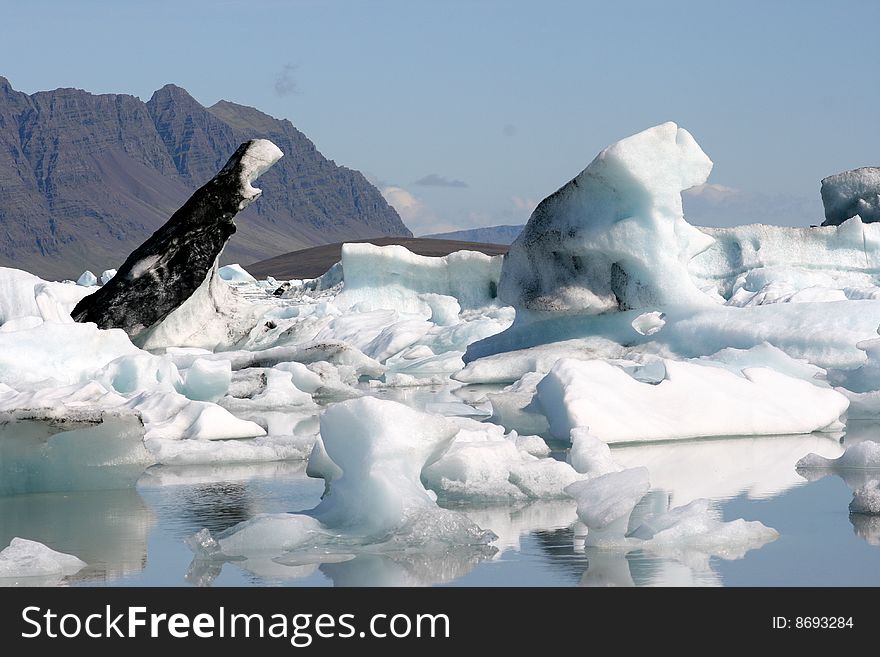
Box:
[2,0,878,233]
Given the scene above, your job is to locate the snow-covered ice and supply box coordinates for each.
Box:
[0,538,86,585]
[536,357,848,442]
[218,263,257,283]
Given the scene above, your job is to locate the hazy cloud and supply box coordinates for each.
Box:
[511,196,538,214]
[381,185,457,234]
[502,124,517,137]
[274,64,299,97]
[415,174,469,188]
[683,182,740,200]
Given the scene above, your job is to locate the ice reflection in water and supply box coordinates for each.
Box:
[0,487,154,584]
[0,411,877,586]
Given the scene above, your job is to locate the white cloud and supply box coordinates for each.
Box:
[381,185,456,235]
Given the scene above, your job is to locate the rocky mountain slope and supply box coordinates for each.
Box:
[0,76,409,279]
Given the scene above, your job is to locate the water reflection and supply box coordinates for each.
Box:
[186,544,499,587]
[462,500,578,557]
[794,423,880,547]
[320,549,495,586]
[0,487,154,584]
[850,514,880,546]
[541,433,847,586]
[137,461,319,539]
[611,432,844,505]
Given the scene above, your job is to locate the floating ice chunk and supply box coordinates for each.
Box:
[0,268,93,326]
[181,358,231,402]
[850,483,880,515]
[565,467,650,530]
[383,351,466,387]
[131,391,265,441]
[700,342,827,385]
[828,337,880,394]
[628,498,779,558]
[221,368,314,412]
[200,340,384,379]
[821,167,880,225]
[0,321,140,387]
[313,398,461,534]
[419,293,461,326]
[99,269,117,285]
[0,538,86,583]
[423,425,580,503]
[0,412,153,495]
[361,319,432,363]
[468,297,880,370]
[76,270,98,287]
[458,336,626,384]
[796,440,880,470]
[146,433,313,466]
[632,311,666,336]
[274,361,323,394]
[568,428,623,477]
[500,122,714,316]
[196,398,494,559]
[0,268,49,324]
[97,352,182,395]
[537,358,849,442]
[335,243,503,313]
[218,263,257,283]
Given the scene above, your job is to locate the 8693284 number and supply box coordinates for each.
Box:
[795,617,853,629]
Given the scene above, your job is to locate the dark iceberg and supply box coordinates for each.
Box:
[72,140,283,342]
[820,167,880,226]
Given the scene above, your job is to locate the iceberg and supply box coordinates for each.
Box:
[500,122,714,316]
[72,139,283,348]
[820,167,880,226]
[0,538,86,585]
[188,398,496,560]
[536,357,848,442]
[334,243,503,313]
[466,123,880,372]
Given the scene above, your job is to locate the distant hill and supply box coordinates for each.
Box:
[247,237,509,280]
[424,224,524,245]
[0,76,410,279]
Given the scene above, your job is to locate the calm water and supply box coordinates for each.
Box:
[1,395,878,587]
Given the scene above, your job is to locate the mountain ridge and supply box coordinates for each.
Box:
[0,77,410,278]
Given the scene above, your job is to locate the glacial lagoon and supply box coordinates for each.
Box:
[1,391,876,588]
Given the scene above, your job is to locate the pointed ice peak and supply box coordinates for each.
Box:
[231,139,284,204]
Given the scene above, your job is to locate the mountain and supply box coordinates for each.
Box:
[0,77,410,279]
[424,224,525,245]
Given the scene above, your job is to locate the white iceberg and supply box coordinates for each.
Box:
[0,538,86,584]
[537,357,848,442]
[189,398,495,559]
